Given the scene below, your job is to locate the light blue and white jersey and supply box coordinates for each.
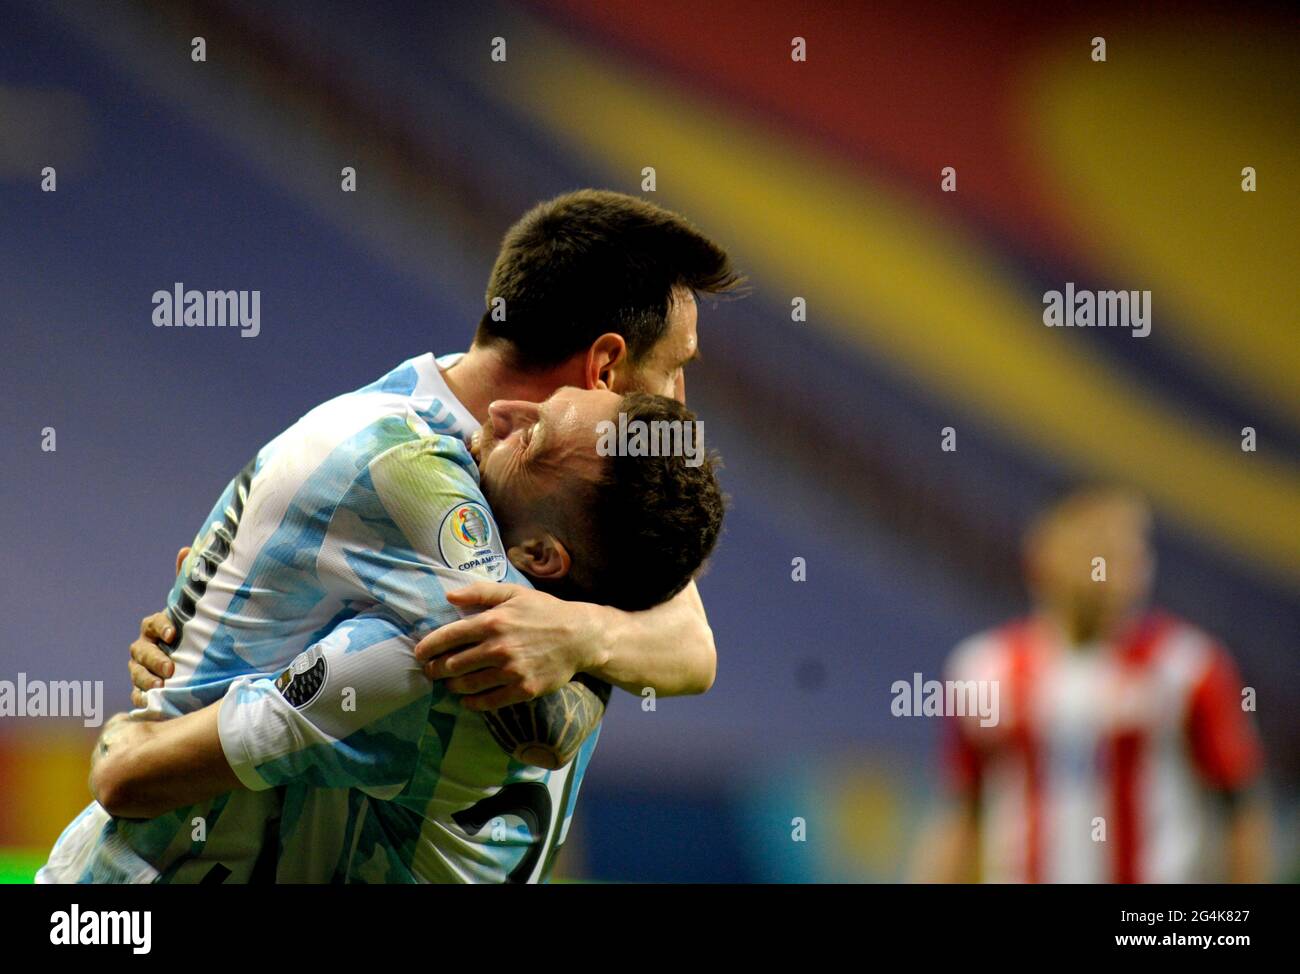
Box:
[220,610,601,883]
[38,353,600,884]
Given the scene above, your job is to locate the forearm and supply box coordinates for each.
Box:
[90,705,242,818]
[584,581,716,696]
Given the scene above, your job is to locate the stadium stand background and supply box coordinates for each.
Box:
[1,0,1295,881]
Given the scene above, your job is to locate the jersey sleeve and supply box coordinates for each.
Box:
[217,610,431,800]
[316,427,520,634]
[1186,645,1263,792]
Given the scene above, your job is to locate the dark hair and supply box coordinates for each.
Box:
[570,393,725,612]
[475,189,740,369]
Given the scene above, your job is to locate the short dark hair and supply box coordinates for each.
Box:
[475,189,740,369]
[570,393,725,612]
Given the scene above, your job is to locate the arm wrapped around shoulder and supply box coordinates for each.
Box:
[480,673,611,770]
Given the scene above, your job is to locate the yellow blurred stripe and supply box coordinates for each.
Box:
[487,24,1300,580]
[1029,28,1300,423]
[1,729,94,848]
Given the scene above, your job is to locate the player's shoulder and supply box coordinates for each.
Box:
[277,402,471,517]
[945,617,1035,681]
[296,353,455,433]
[347,352,441,399]
[365,416,478,493]
[1138,608,1214,647]
[362,425,517,582]
[1124,609,1236,685]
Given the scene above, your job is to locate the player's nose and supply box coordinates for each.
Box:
[487,400,538,439]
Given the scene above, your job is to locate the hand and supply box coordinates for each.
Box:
[414,583,606,711]
[129,613,175,707]
[127,545,189,707]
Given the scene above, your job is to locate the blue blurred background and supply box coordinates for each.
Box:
[1,0,1296,881]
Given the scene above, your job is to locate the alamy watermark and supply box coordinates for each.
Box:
[1043,283,1150,337]
[891,672,999,727]
[50,905,151,953]
[596,412,704,467]
[0,674,104,727]
[151,282,260,338]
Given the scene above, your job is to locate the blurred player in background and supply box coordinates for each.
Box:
[913,487,1269,883]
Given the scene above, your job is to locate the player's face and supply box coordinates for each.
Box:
[619,287,698,403]
[1029,497,1154,641]
[472,386,619,541]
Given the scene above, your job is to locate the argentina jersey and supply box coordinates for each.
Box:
[38,352,602,884]
[219,611,601,884]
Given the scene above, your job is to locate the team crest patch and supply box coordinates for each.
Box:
[439,501,508,581]
[275,645,327,709]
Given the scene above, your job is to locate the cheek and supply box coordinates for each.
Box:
[481,444,517,486]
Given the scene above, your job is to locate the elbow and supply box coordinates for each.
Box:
[687,621,717,695]
[700,638,717,694]
[91,759,139,818]
[693,658,716,696]
[91,750,160,819]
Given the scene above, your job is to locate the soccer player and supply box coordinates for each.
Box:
[130,189,737,711]
[44,189,738,882]
[913,488,1269,883]
[42,385,721,883]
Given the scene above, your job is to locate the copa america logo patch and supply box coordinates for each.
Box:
[275,645,327,709]
[438,501,508,581]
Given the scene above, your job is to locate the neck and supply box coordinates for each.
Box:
[441,343,578,422]
[1039,606,1125,650]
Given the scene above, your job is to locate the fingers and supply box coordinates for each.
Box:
[140,612,176,646]
[130,624,175,676]
[421,644,501,681]
[444,582,522,609]
[131,638,174,678]
[174,546,192,576]
[128,659,162,694]
[130,634,172,674]
[424,642,500,678]
[441,668,510,696]
[413,616,494,664]
[130,610,176,702]
[461,685,531,712]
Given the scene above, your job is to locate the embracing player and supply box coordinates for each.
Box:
[45,384,721,883]
[42,190,741,883]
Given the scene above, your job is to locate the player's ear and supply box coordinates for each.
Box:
[507,534,572,581]
[585,333,628,392]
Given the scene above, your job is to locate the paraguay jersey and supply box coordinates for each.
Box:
[38,352,600,884]
[943,611,1262,883]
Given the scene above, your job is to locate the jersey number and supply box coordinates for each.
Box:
[451,782,553,884]
[169,456,255,645]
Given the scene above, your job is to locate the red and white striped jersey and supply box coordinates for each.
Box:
[943,611,1262,883]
